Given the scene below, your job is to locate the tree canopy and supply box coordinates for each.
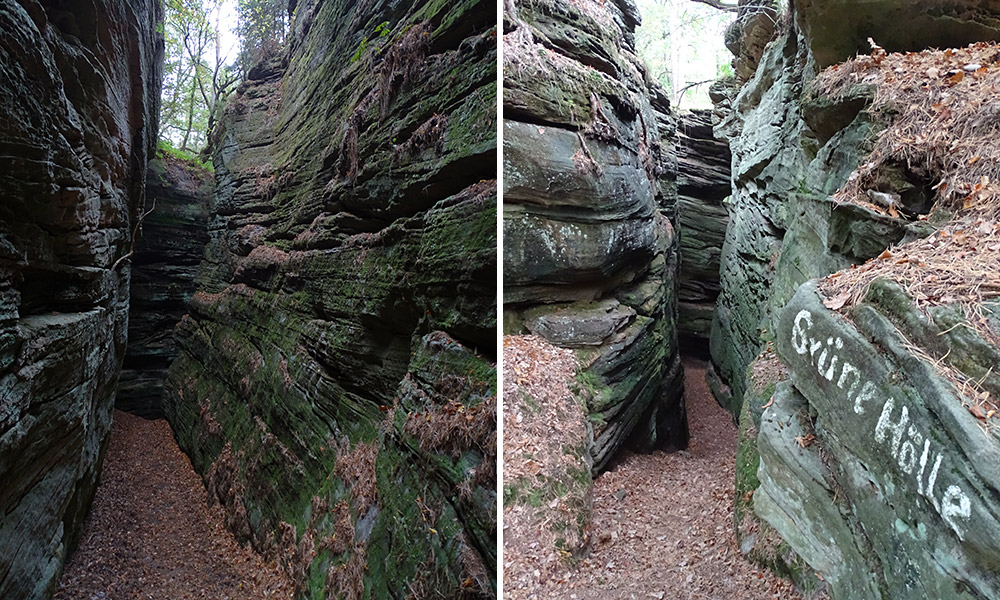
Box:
[634,0,733,108]
[159,0,289,156]
[235,0,288,75]
[160,0,240,154]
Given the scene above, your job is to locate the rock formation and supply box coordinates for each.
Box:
[676,109,730,343]
[723,1,779,82]
[117,155,212,418]
[0,0,162,597]
[162,0,497,597]
[712,1,1000,596]
[503,0,687,474]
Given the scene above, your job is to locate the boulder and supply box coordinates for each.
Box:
[0,0,162,597]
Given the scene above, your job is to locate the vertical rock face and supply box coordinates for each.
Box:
[118,156,212,418]
[676,109,730,343]
[708,1,902,414]
[712,1,1000,597]
[163,0,497,597]
[502,0,687,473]
[0,0,162,597]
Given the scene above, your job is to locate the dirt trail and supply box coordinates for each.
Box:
[54,411,292,600]
[505,348,801,600]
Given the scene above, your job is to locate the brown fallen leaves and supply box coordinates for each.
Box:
[505,355,802,600]
[794,434,816,448]
[814,40,1000,221]
[54,411,293,600]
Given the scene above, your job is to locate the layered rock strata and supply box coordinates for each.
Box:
[0,0,162,597]
[503,0,687,473]
[118,155,212,418]
[163,0,497,597]
[758,282,1000,599]
[712,1,1000,596]
[676,109,730,343]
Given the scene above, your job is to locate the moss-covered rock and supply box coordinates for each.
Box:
[163,0,496,597]
[503,0,687,474]
[118,154,213,418]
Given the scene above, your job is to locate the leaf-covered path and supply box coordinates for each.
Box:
[504,340,802,600]
[54,411,292,600]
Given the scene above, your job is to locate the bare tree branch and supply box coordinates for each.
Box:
[674,78,716,109]
[688,0,739,12]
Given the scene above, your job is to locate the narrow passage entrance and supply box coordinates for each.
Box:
[503,340,800,600]
[555,357,800,599]
[53,411,292,600]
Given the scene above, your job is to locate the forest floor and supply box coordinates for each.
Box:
[503,336,802,600]
[54,411,292,600]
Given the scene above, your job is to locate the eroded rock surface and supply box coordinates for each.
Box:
[677,109,730,342]
[711,1,1000,597]
[118,155,212,418]
[503,0,687,473]
[163,0,497,597]
[0,0,162,597]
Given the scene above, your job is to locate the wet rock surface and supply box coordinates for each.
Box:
[503,0,687,474]
[118,156,212,419]
[0,1,162,597]
[163,0,497,597]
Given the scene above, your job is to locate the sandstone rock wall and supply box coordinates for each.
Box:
[760,282,1000,599]
[503,0,687,473]
[677,109,730,343]
[0,0,162,597]
[118,156,212,418]
[163,0,497,597]
[712,1,1000,596]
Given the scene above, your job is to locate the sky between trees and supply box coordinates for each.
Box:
[159,0,286,156]
[634,0,733,110]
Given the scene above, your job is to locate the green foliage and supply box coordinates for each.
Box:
[350,36,368,63]
[160,0,237,154]
[350,21,393,64]
[235,0,288,74]
[157,139,214,172]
